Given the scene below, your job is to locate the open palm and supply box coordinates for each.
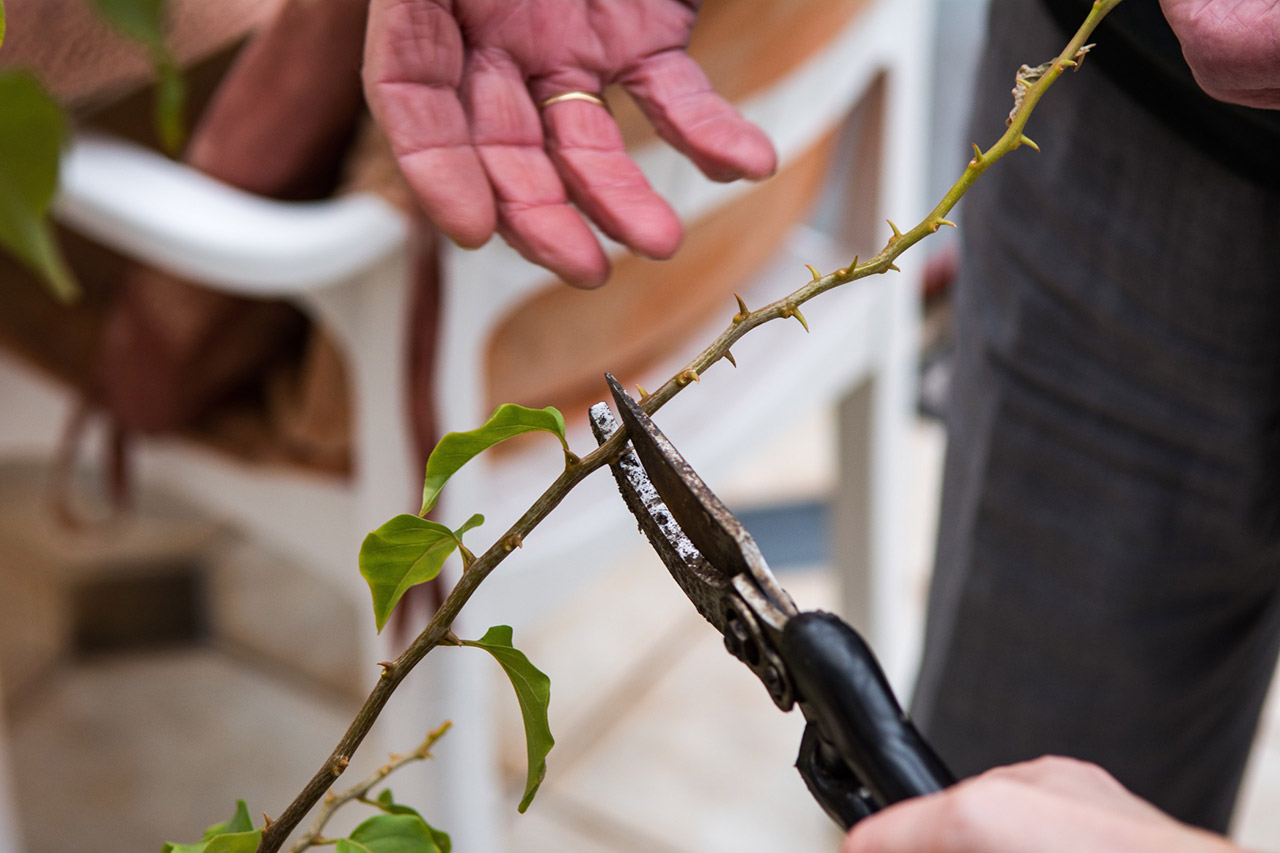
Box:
[364,0,777,287]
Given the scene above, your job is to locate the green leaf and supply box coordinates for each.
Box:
[420,404,569,515]
[203,831,262,853]
[460,626,553,812]
[154,58,186,152]
[453,513,485,539]
[360,515,460,632]
[1,0,7,49]
[93,0,167,46]
[91,0,186,153]
[201,800,254,839]
[161,802,260,853]
[0,72,77,302]
[336,841,375,853]
[373,791,451,853]
[161,830,260,853]
[375,788,418,817]
[346,814,443,853]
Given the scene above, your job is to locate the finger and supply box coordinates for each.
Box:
[842,794,956,853]
[982,757,1169,823]
[843,780,1091,853]
[464,50,610,288]
[539,95,683,260]
[622,48,778,182]
[363,0,495,248]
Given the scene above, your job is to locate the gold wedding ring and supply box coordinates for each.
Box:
[536,91,610,112]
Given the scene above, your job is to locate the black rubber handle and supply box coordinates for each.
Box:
[781,611,955,808]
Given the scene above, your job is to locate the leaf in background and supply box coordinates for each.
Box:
[161,830,260,853]
[374,788,420,817]
[153,57,185,152]
[373,791,452,853]
[336,841,374,853]
[201,800,254,839]
[91,0,186,152]
[453,513,484,540]
[342,813,444,853]
[161,801,260,853]
[461,626,553,812]
[202,831,263,853]
[420,405,569,516]
[93,0,166,44]
[359,515,461,632]
[0,72,77,302]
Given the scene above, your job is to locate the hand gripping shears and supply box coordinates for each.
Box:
[589,374,954,829]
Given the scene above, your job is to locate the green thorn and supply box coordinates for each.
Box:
[970,142,983,162]
[790,306,810,333]
[1020,134,1040,152]
[886,263,901,273]
[887,219,903,240]
[636,383,649,399]
[805,264,821,282]
[938,218,958,230]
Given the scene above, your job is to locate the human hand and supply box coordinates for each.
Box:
[363,0,777,288]
[841,756,1242,853]
[1159,0,1280,109]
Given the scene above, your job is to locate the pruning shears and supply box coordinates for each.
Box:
[589,374,954,829]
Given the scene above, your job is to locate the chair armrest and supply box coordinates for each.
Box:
[54,133,410,296]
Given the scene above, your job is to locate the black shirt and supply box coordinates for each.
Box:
[1041,0,1280,189]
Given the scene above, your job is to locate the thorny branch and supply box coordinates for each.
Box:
[256,2,1123,849]
[288,722,452,852]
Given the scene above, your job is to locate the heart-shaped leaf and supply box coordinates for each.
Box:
[420,404,568,516]
[461,626,553,812]
[359,514,484,632]
[359,516,458,632]
[0,72,76,301]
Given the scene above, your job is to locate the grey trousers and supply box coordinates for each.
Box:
[911,0,1280,833]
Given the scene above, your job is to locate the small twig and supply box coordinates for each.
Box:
[289,722,452,853]
[255,3,1121,849]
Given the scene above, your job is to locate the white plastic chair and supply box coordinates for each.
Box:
[0,0,933,846]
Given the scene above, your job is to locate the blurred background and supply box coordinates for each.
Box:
[1,1,1278,851]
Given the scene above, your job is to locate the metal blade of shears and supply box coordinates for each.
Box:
[589,374,955,830]
[589,374,799,708]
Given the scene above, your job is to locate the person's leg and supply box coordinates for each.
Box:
[911,0,1280,833]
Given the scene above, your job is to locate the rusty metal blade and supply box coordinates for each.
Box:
[604,373,767,579]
